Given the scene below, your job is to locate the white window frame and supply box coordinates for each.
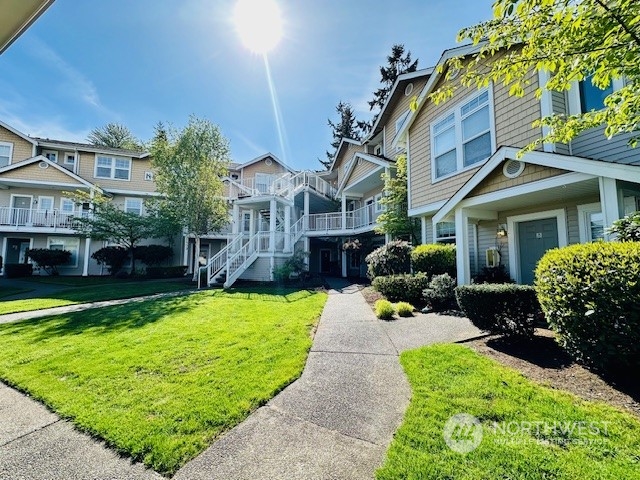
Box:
[124,197,143,215]
[60,197,76,214]
[568,78,625,115]
[435,221,456,244]
[374,193,383,213]
[430,87,496,183]
[0,141,13,167]
[37,196,55,211]
[94,154,132,181]
[42,149,58,163]
[47,236,80,268]
[577,202,605,243]
[395,109,410,135]
[63,151,76,167]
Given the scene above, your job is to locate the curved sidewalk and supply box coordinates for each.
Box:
[175,279,480,479]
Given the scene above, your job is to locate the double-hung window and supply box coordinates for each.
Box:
[124,198,143,215]
[95,155,131,180]
[0,142,13,167]
[48,237,80,267]
[577,203,605,242]
[431,89,494,180]
[435,221,456,244]
[60,198,76,214]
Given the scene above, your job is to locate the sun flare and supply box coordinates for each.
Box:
[233,0,283,54]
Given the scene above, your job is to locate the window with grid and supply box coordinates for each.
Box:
[95,155,131,180]
[435,221,456,244]
[124,198,143,215]
[0,142,12,167]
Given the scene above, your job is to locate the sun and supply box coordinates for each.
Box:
[233,0,283,54]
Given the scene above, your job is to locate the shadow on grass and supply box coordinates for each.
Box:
[1,293,199,340]
[216,286,322,303]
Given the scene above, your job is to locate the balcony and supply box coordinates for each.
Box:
[225,171,337,201]
[0,207,86,231]
[306,203,381,234]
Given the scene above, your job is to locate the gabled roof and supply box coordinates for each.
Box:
[33,137,149,158]
[335,152,394,197]
[433,146,640,223]
[238,152,295,173]
[392,42,486,149]
[328,137,363,173]
[0,120,37,146]
[367,67,434,139]
[0,0,54,55]
[0,155,98,190]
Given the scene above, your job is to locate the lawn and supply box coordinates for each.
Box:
[0,287,327,474]
[0,286,33,299]
[20,275,128,286]
[377,344,640,480]
[0,279,193,315]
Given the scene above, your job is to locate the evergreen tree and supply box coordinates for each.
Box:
[320,101,362,169]
[87,123,144,151]
[359,44,419,134]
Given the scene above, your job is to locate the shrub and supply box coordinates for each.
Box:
[375,299,395,320]
[456,284,541,338]
[395,302,414,317]
[26,248,71,275]
[535,242,640,371]
[146,266,188,279]
[607,211,640,241]
[273,251,308,284]
[134,245,173,266]
[4,263,33,278]
[365,240,412,279]
[423,273,457,311]
[472,265,514,284]
[92,246,129,275]
[372,273,429,304]
[411,244,456,277]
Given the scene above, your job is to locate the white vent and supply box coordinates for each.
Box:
[38,161,48,169]
[503,160,525,179]
[404,83,414,96]
[265,158,272,166]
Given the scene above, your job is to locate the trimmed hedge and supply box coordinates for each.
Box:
[456,283,541,338]
[372,273,429,304]
[535,242,640,371]
[365,240,412,279]
[146,266,188,279]
[411,244,456,278]
[134,245,174,266]
[375,299,395,320]
[4,263,33,278]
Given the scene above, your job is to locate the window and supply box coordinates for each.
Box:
[242,211,251,233]
[0,142,13,167]
[60,198,75,214]
[579,77,613,113]
[95,155,131,180]
[395,110,410,134]
[64,152,76,167]
[435,221,456,244]
[577,203,605,242]
[431,89,493,180]
[124,198,143,215]
[48,237,80,267]
[38,196,54,211]
[375,193,383,213]
[42,150,58,163]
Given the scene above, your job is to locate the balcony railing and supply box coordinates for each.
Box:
[306,203,380,233]
[0,207,87,230]
[225,171,337,201]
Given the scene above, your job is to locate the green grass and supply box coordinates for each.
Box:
[0,280,193,315]
[20,275,129,286]
[377,344,640,480]
[0,287,327,474]
[0,287,33,299]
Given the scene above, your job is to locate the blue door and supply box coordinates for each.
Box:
[517,218,559,284]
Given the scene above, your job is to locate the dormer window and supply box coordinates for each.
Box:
[63,152,76,169]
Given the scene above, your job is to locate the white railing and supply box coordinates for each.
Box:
[0,207,85,229]
[225,232,260,287]
[291,216,305,243]
[225,171,337,201]
[306,203,380,233]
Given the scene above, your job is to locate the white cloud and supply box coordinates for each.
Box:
[0,104,89,142]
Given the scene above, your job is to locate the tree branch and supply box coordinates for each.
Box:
[593,0,640,47]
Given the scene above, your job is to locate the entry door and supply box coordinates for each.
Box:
[518,218,559,284]
[11,196,32,225]
[320,249,331,274]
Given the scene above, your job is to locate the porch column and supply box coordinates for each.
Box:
[304,236,310,269]
[385,233,391,243]
[303,191,310,229]
[599,177,622,240]
[182,233,189,272]
[421,216,428,244]
[284,204,291,252]
[269,198,277,252]
[455,208,471,285]
[232,202,240,235]
[82,237,91,276]
[341,194,347,230]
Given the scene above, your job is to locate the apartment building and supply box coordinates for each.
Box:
[394,44,640,284]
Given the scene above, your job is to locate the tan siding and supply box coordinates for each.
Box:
[77,152,157,192]
[241,158,287,179]
[0,187,81,208]
[0,163,85,185]
[383,77,429,158]
[344,159,379,188]
[469,163,569,197]
[408,51,543,210]
[0,126,34,164]
[335,143,365,186]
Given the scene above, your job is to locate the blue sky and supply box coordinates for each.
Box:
[0,0,494,170]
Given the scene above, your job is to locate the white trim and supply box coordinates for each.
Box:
[60,197,76,214]
[335,152,392,197]
[577,202,604,242]
[408,199,447,218]
[598,177,622,240]
[47,236,80,268]
[537,70,556,153]
[507,209,568,283]
[0,179,92,190]
[94,153,132,181]
[37,195,54,211]
[0,120,37,146]
[42,149,58,163]
[406,129,412,209]
[124,197,143,215]
[239,153,295,174]
[102,188,162,197]
[375,193,383,212]
[0,155,97,189]
[329,138,363,172]
[63,151,76,166]
[0,141,14,167]
[10,193,33,209]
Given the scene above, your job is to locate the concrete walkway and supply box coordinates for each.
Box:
[0,279,480,479]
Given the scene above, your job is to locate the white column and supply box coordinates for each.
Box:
[232,203,240,235]
[303,191,310,230]
[421,216,428,244]
[304,237,310,269]
[182,234,189,271]
[385,233,391,243]
[455,208,471,285]
[269,198,277,252]
[82,237,91,276]
[599,177,622,240]
[284,204,291,252]
[341,248,347,278]
[341,194,347,231]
